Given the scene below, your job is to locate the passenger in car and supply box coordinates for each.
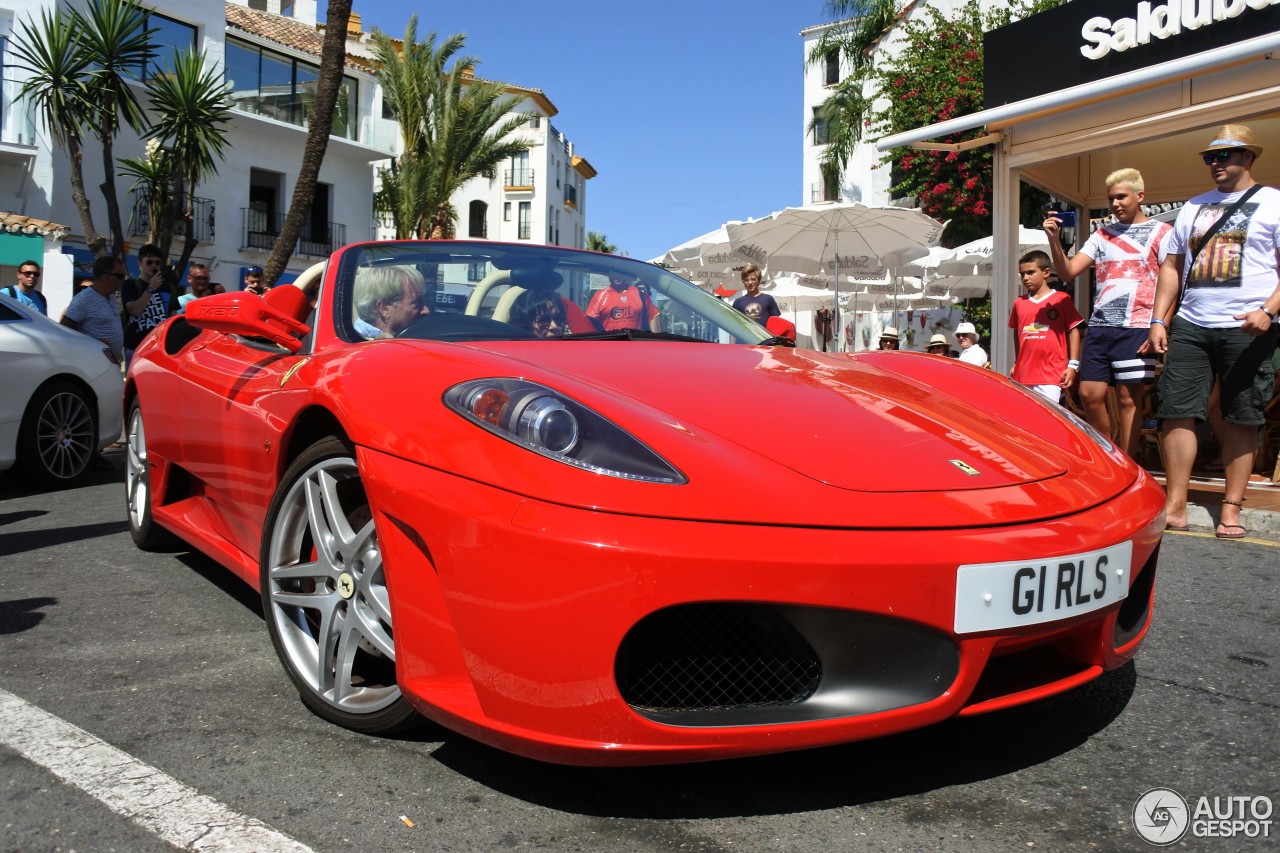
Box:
[353,265,429,338]
[510,290,568,338]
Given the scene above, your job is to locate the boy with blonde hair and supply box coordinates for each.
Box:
[1044,167,1171,457]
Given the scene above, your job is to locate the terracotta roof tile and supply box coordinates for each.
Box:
[0,213,71,238]
[224,3,367,71]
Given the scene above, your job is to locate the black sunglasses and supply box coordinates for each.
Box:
[1202,150,1242,165]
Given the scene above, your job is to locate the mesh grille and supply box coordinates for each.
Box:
[164,317,203,355]
[617,604,821,712]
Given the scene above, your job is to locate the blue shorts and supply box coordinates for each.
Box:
[1079,326,1155,384]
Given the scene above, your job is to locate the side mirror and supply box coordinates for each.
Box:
[186,290,311,353]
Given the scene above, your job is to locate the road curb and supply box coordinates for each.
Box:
[1182,501,1280,542]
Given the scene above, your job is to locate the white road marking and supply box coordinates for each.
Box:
[0,688,314,852]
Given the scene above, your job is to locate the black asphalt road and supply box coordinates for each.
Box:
[1,452,1276,852]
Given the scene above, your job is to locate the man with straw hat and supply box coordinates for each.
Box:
[1148,124,1280,538]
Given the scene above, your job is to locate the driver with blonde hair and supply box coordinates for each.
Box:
[353,265,429,338]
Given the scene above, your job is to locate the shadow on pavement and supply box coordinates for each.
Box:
[416,661,1138,819]
[0,519,129,559]
[0,597,58,636]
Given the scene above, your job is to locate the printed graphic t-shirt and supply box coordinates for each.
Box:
[731,293,781,325]
[585,285,659,331]
[1168,185,1280,329]
[1078,219,1172,328]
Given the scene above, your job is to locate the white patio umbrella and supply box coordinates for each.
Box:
[944,226,1051,269]
[725,202,943,351]
[924,226,1054,299]
[653,221,764,291]
[926,271,991,299]
[764,276,839,313]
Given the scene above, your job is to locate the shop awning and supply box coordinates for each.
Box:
[0,232,44,266]
[876,30,1280,152]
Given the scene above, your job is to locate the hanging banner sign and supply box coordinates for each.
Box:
[984,0,1280,108]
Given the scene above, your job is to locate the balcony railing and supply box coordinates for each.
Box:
[547,121,569,154]
[130,195,216,243]
[242,209,345,257]
[811,183,840,204]
[564,185,577,208]
[504,168,535,188]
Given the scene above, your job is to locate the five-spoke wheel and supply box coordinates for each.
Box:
[260,437,417,733]
[125,400,172,549]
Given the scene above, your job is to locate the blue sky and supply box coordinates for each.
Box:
[354,1,833,261]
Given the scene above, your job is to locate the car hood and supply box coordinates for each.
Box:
[334,341,1140,529]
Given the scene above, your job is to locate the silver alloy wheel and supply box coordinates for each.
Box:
[35,388,94,480]
[126,405,148,529]
[264,455,399,715]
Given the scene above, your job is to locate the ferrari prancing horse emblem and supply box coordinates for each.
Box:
[949,459,981,476]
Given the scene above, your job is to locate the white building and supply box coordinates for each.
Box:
[801,1,984,209]
[0,0,593,320]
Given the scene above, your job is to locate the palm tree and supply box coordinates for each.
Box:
[806,1,899,189]
[371,19,459,239]
[73,0,154,260]
[10,7,104,257]
[12,0,153,259]
[372,18,534,239]
[586,232,617,254]
[118,139,172,247]
[139,48,234,276]
[264,0,353,285]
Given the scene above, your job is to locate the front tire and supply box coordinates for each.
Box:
[126,400,174,550]
[260,437,418,733]
[13,380,97,488]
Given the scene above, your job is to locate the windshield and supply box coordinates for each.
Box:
[331,242,772,345]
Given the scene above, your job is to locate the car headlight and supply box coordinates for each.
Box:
[445,379,687,484]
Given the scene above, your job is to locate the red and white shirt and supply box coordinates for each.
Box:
[1008,289,1083,385]
[1078,219,1172,328]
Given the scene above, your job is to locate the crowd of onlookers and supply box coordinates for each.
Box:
[718,124,1279,538]
[5,244,250,368]
[10,125,1278,536]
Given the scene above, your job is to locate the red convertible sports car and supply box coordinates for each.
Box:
[125,241,1165,765]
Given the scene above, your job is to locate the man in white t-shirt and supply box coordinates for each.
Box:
[1045,168,1171,458]
[1148,124,1280,538]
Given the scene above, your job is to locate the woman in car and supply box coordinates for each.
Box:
[510,289,568,338]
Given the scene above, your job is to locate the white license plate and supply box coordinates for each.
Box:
[954,541,1132,634]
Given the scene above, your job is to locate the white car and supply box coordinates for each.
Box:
[0,292,123,487]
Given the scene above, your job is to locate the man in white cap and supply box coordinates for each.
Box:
[1148,124,1280,538]
[877,327,900,350]
[954,321,988,367]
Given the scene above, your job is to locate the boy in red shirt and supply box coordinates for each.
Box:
[1009,250,1083,404]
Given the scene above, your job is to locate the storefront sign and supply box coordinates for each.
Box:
[1083,0,1280,60]
[984,0,1280,107]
